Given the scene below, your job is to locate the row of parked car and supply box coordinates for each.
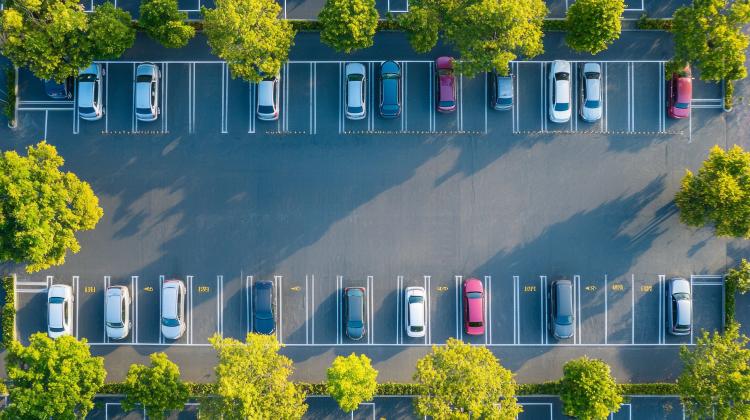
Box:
[46,276,693,341]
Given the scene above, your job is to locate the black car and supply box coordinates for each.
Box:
[379,61,401,118]
[253,280,275,335]
[44,77,74,100]
[344,287,366,340]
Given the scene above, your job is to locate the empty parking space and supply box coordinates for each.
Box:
[188,275,220,344]
[105,63,134,133]
[404,62,431,132]
[488,274,514,344]
[632,62,661,133]
[518,275,544,345]
[163,63,191,135]
[426,275,458,344]
[516,63,543,132]
[605,274,635,344]
[14,277,50,345]
[193,63,223,134]
[633,275,661,344]
[691,275,724,340]
[459,73,487,133]
[287,63,314,134]
[279,274,312,345]
[603,63,629,133]
[76,276,106,344]
[577,274,605,345]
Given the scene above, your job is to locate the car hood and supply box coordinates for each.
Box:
[48,329,67,339]
[347,325,364,340]
[254,317,275,334]
[106,325,128,340]
[554,323,574,339]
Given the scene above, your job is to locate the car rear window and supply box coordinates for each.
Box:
[554,102,569,112]
[136,75,151,83]
[78,74,96,82]
[585,100,600,108]
[409,295,423,304]
[411,326,424,332]
[555,72,569,80]
[497,97,512,106]
[162,318,180,327]
[467,291,482,299]
[348,106,363,114]
[79,106,95,115]
[469,321,483,327]
[557,315,573,325]
[676,102,689,109]
[258,105,275,114]
[439,100,454,108]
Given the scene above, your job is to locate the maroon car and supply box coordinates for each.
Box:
[436,56,456,113]
[667,64,692,119]
[463,278,484,336]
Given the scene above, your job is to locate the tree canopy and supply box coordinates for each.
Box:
[326,353,378,412]
[87,2,136,59]
[559,356,623,420]
[2,333,106,419]
[399,0,547,77]
[678,323,750,419]
[200,333,308,419]
[139,0,196,48]
[675,145,750,238]
[0,141,103,272]
[202,0,295,82]
[671,0,750,81]
[727,259,750,295]
[565,0,624,54]
[122,352,190,420]
[413,338,522,419]
[318,0,379,53]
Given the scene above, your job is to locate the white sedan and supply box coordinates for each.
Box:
[345,63,366,120]
[548,60,571,123]
[48,284,74,339]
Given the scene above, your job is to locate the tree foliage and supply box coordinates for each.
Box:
[671,0,750,81]
[2,333,106,419]
[200,333,308,419]
[413,338,521,419]
[326,353,378,412]
[202,0,295,82]
[565,0,624,54]
[678,323,750,419]
[0,141,104,272]
[675,145,750,238]
[318,0,378,53]
[139,0,195,48]
[727,259,750,294]
[122,352,190,420]
[399,0,546,77]
[559,356,623,420]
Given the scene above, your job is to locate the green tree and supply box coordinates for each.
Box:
[200,333,308,419]
[2,333,106,419]
[678,323,750,419]
[139,0,195,48]
[727,259,750,294]
[675,145,750,238]
[318,0,378,53]
[202,0,295,83]
[122,352,190,420]
[671,0,750,81]
[565,0,624,54]
[326,353,378,413]
[399,0,546,77]
[87,2,136,59]
[413,338,521,419]
[0,142,103,272]
[559,356,623,420]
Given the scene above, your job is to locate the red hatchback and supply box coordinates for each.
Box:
[667,64,692,119]
[463,278,484,335]
[436,56,456,113]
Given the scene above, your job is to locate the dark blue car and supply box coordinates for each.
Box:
[253,280,275,335]
[379,61,401,118]
[44,77,74,100]
[344,287,366,340]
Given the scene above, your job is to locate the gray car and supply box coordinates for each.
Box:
[135,63,160,122]
[579,62,602,122]
[253,280,276,335]
[667,277,691,336]
[344,287,366,340]
[77,63,105,121]
[345,63,366,120]
[490,68,513,111]
[549,279,574,340]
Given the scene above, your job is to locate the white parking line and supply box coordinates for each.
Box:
[350,402,376,420]
[458,73,464,131]
[187,275,193,344]
[43,110,48,139]
[571,63,576,132]
[159,275,164,344]
[336,275,342,344]
[132,275,138,343]
[216,275,223,337]
[483,73,488,134]
[309,63,314,135]
[483,276,490,345]
[368,275,374,345]
[631,274,635,345]
[221,62,228,134]
[246,275,254,333]
[161,63,167,133]
[191,63,196,133]
[429,62,435,132]
[629,62,635,132]
[455,275,463,340]
[513,275,519,344]
[402,62,407,132]
[248,82,256,134]
[338,62,343,134]
[658,62,664,133]
[602,62,607,132]
[368,62,374,132]
[311,274,315,343]
[73,275,79,339]
[659,274,665,344]
[275,275,283,343]
[424,275,431,345]
[539,62,546,132]
[518,402,554,419]
[575,275,581,345]
[540,275,546,345]
[73,76,79,134]
[610,403,632,420]
[604,274,608,344]
[131,63,137,133]
[103,276,109,343]
[396,275,402,344]
[188,64,194,134]
[104,63,109,133]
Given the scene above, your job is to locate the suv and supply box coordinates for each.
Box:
[345,63,366,120]
[257,74,280,121]
[579,62,602,122]
[105,286,131,340]
[667,277,691,336]
[667,64,692,119]
[48,284,74,339]
[548,60,571,123]
[135,63,160,122]
[344,287,366,340]
[549,279,574,339]
[161,279,186,340]
[404,286,426,338]
[463,278,484,336]
[379,61,401,118]
[77,63,105,121]
[253,280,276,334]
[490,68,513,111]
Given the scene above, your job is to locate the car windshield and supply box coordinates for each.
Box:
[554,102,569,112]
[676,102,689,109]
[107,321,123,328]
[136,75,151,83]
[674,292,690,300]
[439,100,454,108]
[258,105,275,114]
[469,321,483,327]
[585,72,599,79]
[382,73,399,79]
[411,326,424,332]
[136,107,152,114]
[676,324,690,330]
[585,100,600,108]
[467,291,482,299]
[162,318,180,327]
[348,74,364,82]
[349,320,363,328]
[79,107,95,115]
[409,295,423,304]
[438,69,452,76]
[348,106,363,114]
[558,315,573,325]
[498,97,512,105]
[555,72,569,80]
[78,74,96,82]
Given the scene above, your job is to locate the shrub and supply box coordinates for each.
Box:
[1,275,16,348]
[3,66,16,126]
[724,79,735,110]
[636,15,673,30]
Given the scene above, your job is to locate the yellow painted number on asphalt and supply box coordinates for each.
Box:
[524,286,536,292]
[585,285,597,292]
[143,286,154,292]
[84,286,96,293]
[611,283,625,291]
[291,286,301,292]
[197,286,210,293]
[437,286,448,292]
[640,285,653,292]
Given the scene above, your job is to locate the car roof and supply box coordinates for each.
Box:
[106,294,123,322]
[585,77,600,100]
[348,293,363,322]
[676,77,692,101]
[497,76,513,98]
[135,82,151,109]
[345,63,365,76]
[258,80,276,106]
[555,281,573,315]
[255,284,272,313]
[163,287,178,318]
[408,299,424,326]
[555,80,570,103]
[381,60,400,75]
[676,300,691,325]
[348,80,363,106]
[382,77,398,106]
[78,81,94,107]
[49,302,64,327]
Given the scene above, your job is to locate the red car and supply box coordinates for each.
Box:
[436,56,456,113]
[667,64,692,119]
[463,277,484,335]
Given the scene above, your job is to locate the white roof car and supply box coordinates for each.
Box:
[579,62,602,122]
[405,287,426,338]
[77,63,105,121]
[105,286,131,340]
[345,63,366,120]
[47,284,73,339]
[161,279,186,340]
[549,60,571,123]
[135,63,160,122]
[257,74,280,121]
[668,277,692,336]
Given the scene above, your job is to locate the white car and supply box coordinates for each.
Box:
[161,279,186,340]
[47,284,73,339]
[404,287,426,338]
[345,63,366,120]
[257,74,280,121]
[135,63,160,122]
[548,60,571,123]
[579,62,602,122]
[105,286,131,340]
[77,63,105,121]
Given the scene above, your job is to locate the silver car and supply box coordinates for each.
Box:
[548,60,571,123]
[105,286,131,340]
[490,68,513,111]
[579,63,602,122]
[77,63,105,121]
[48,284,74,339]
[257,74,280,121]
[135,63,160,122]
[345,63,366,120]
[161,279,186,340]
[667,277,691,336]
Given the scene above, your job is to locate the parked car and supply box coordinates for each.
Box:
[77,63,105,121]
[257,73,280,121]
[436,56,456,113]
[463,278,484,335]
[161,279,186,340]
[404,286,426,338]
[105,286,131,340]
[549,279,574,339]
[548,60,571,123]
[135,63,160,122]
[667,277,692,336]
[44,77,74,100]
[667,64,692,119]
[345,63,366,120]
[344,287,366,340]
[579,62,602,122]
[253,280,276,335]
[48,284,74,339]
[490,68,513,111]
[379,60,402,118]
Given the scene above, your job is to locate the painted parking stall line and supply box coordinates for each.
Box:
[455,275,463,341]
[336,274,342,344]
